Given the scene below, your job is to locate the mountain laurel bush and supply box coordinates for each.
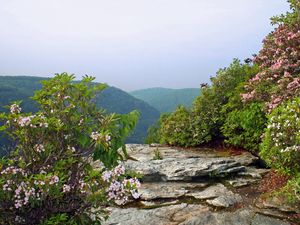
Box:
[260,97,300,176]
[0,73,140,224]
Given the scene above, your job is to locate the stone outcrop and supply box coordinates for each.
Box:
[102,145,295,225]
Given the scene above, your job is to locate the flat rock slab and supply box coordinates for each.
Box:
[124,157,246,181]
[238,167,269,179]
[186,183,228,200]
[104,204,210,225]
[104,205,291,225]
[139,182,208,201]
[125,144,258,166]
[125,144,216,162]
[206,194,242,208]
[186,183,242,208]
[256,196,300,214]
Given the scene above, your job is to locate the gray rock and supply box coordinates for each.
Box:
[101,145,292,225]
[105,206,291,225]
[140,182,208,200]
[238,167,269,179]
[140,200,180,207]
[226,178,259,187]
[104,204,210,225]
[186,183,228,200]
[251,214,291,225]
[230,152,258,166]
[181,209,253,225]
[124,157,245,182]
[124,144,258,167]
[186,183,242,208]
[206,194,242,208]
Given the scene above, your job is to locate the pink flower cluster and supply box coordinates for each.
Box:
[101,165,141,205]
[18,116,34,127]
[14,182,41,209]
[14,114,49,128]
[1,166,27,176]
[242,24,300,111]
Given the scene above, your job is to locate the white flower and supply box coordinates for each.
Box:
[49,175,60,185]
[67,146,76,152]
[78,118,84,125]
[102,171,112,182]
[62,184,71,193]
[90,131,101,141]
[34,144,45,153]
[131,190,141,199]
[105,134,111,142]
[18,116,32,127]
[10,104,21,114]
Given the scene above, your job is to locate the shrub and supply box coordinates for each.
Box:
[160,106,194,147]
[222,102,267,152]
[260,97,300,176]
[191,59,259,145]
[0,73,140,224]
[144,115,165,144]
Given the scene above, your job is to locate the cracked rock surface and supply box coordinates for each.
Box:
[103,145,296,225]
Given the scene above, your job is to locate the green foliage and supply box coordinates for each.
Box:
[131,88,200,113]
[160,106,195,147]
[41,214,77,225]
[145,119,162,144]
[222,103,267,152]
[0,73,139,224]
[271,0,300,25]
[191,59,259,145]
[260,97,300,176]
[280,173,300,203]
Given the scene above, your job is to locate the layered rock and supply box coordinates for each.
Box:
[102,145,295,225]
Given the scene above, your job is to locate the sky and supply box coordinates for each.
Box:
[0,0,290,91]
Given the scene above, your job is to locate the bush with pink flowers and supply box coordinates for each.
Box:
[0,73,140,224]
[241,22,300,111]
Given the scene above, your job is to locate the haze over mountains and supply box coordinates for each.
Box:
[0,76,200,151]
[130,87,200,113]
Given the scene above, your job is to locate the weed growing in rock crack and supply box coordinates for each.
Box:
[153,147,163,160]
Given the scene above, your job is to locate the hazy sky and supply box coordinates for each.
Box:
[0,0,289,91]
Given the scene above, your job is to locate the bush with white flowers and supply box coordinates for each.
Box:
[260,97,300,176]
[0,73,140,225]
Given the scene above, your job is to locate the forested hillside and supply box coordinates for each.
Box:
[130,87,200,112]
[0,76,160,154]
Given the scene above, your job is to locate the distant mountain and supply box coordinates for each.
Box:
[0,76,160,153]
[130,87,200,113]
